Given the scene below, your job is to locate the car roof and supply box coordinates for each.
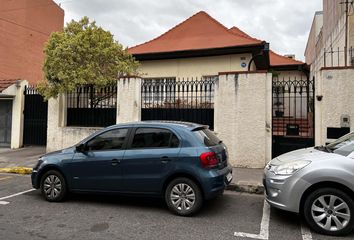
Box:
[106,121,207,131]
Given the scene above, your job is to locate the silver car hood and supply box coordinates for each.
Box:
[271,147,344,166]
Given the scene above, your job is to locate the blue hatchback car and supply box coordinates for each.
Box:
[31,121,233,215]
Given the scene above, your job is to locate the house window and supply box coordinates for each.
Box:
[66,85,117,127]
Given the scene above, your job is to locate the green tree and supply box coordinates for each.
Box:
[38,17,139,99]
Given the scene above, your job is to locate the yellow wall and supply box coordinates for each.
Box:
[276,70,308,81]
[138,53,254,79]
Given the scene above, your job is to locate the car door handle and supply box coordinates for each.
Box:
[111,159,121,166]
[160,156,171,163]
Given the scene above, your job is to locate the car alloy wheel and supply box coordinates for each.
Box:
[304,188,354,236]
[40,170,67,202]
[43,175,62,200]
[170,183,196,211]
[165,177,203,216]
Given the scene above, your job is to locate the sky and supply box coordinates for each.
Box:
[53,0,323,61]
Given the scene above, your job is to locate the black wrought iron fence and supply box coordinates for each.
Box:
[66,85,117,127]
[324,46,354,67]
[141,77,217,129]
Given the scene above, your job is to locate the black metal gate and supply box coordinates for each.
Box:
[141,77,216,129]
[272,76,315,157]
[23,86,48,146]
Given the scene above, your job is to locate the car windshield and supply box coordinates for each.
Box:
[326,132,354,157]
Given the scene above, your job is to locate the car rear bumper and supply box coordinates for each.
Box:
[203,166,233,200]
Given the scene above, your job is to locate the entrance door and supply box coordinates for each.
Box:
[23,86,48,146]
[0,100,12,147]
[272,76,315,157]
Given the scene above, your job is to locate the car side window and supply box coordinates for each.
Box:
[131,128,179,149]
[86,128,128,151]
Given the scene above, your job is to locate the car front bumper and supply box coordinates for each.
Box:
[31,170,40,189]
[263,169,310,213]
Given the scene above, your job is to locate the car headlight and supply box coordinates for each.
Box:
[272,160,311,175]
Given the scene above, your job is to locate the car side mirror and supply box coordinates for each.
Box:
[76,143,87,153]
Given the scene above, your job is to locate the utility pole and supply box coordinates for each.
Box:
[340,0,353,66]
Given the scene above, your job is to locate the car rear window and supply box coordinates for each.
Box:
[193,129,221,146]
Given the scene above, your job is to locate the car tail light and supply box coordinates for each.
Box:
[200,152,218,168]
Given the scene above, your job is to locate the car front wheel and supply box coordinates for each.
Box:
[304,188,354,236]
[165,177,203,216]
[40,170,67,202]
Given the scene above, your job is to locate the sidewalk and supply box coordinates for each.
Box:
[0,147,264,194]
[228,167,264,194]
[0,146,45,171]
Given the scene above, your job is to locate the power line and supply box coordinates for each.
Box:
[0,0,74,13]
[0,17,52,36]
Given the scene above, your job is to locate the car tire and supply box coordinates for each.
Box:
[40,170,67,202]
[165,177,203,216]
[304,187,354,236]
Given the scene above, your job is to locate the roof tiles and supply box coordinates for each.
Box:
[0,79,19,92]
[128,11,263,55]
[129,11,304,67]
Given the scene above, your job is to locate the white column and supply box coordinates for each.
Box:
[117,77,142,123]
[214,72,272,168]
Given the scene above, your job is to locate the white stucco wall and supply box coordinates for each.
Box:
[214,72,272,168]
[117,77,141,123]
[315,68,354,145]
[1,80,27,148]
[46,95,102,152]
[46,78,143,152]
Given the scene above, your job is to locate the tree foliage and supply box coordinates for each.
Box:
[38,17,139,99]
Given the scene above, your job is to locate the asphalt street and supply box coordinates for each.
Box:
[1,173,354,240]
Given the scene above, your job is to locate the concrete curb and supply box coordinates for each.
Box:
[0,167,32,175]
[226,182,264,194]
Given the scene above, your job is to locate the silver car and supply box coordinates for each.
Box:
[264,132,354,236]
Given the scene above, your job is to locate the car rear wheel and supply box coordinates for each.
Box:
[165,178,203,216]
[40,170,67,202]
[304,188,354,236]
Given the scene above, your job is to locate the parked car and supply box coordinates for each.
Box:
[264,132,354,236]
[31,121,232,216]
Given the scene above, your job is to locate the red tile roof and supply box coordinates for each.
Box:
[269,50,304,66]
[128,11,263,55]
[228,27,304,67]
[129,11,304,67]
[0,79,19,92]
[228,26,261,42]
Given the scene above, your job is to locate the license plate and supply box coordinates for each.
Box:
[226,172,233,182]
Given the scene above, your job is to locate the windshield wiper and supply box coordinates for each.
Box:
[314,145,332,153]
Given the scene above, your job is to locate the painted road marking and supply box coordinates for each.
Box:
[301,223,313,240]
[0,201,10,205]
[0,176,12,181]
[234,200,270,240]
[0,189,35,202]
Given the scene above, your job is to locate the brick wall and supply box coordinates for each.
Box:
[0,0,64,85]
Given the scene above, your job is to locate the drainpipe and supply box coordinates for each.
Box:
[248,42,270,71]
